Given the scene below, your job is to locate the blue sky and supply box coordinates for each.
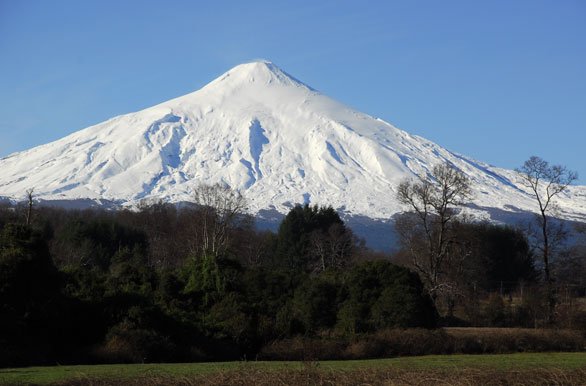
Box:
[1,0,584,183]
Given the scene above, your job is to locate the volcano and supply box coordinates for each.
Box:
[1,61,584,248]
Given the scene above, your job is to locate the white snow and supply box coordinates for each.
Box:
[0,60,585,224]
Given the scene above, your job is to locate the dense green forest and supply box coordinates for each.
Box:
[0,189,584,366]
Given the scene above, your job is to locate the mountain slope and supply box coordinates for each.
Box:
[0,61,585,225]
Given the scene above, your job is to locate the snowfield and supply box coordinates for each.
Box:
[0,60,585,236]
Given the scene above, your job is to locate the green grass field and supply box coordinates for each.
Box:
[1,352,585,385]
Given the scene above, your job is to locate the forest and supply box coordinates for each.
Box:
[1,177,585,367]
[0,161,586,366]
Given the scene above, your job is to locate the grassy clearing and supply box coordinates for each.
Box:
[322,352,586,371]
[1,352,585,385]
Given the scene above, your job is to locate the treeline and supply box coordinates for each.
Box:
[1,199,435,366]
[0,186,584,367]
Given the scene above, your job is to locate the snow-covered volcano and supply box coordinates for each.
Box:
[1,61,585,226]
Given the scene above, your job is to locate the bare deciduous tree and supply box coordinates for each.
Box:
[25,188,34,226]
[310,223,355,272]
[396,163,472,299]
[516,156,578,322]
[193,183,247,258]
[135,199,181,268]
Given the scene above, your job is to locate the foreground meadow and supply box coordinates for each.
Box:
[1,352,585,385]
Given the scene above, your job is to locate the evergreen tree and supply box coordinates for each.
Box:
[0,223,63,365]
[337,261,437,333]
[276,204,350,271]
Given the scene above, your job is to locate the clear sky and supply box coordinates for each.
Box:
[1,0,584,183]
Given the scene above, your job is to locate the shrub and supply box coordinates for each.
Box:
[259,328,586,360]
[93,323,177,363]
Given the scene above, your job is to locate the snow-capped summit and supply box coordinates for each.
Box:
[201,60,311,90]
[0,61,585,230]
